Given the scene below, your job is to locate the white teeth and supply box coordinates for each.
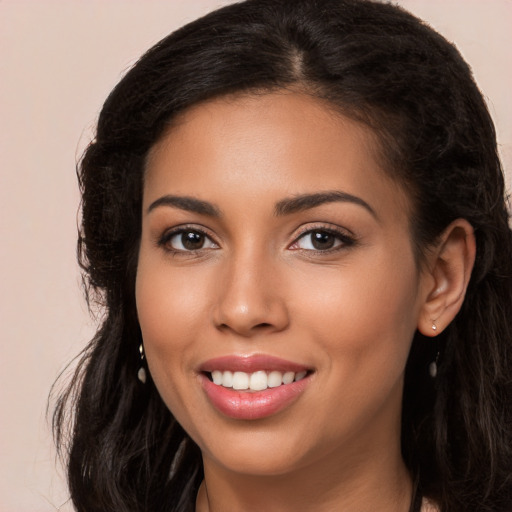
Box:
[212,370,223,385]
[294,371,307,382]
[232,371,250,390]
[282,371,295,385]
[209,370,308,390]
[222,370,234,388]
[249,371,268,391]
[267,370,283,388]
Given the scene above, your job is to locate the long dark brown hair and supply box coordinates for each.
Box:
[53,1,512,510]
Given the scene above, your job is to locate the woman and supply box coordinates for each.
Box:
[54,0,512,510]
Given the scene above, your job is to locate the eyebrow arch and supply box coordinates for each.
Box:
[274,191,377,218]
[147,195,221,217]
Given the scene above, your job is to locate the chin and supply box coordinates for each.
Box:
[195,423,315,476]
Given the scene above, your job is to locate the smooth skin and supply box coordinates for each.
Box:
[136,91,475,512]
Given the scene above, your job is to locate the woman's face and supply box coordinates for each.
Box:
[136,92,431,477]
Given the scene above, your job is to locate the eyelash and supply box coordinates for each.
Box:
[157,224,356,256]
[157,225,217,255]
[289,225,356,254]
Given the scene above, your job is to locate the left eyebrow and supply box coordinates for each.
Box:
[274,191,377,219]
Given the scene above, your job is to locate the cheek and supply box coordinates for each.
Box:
[136,247,213,343]
[295,249,420,378]
[135,253,211,411]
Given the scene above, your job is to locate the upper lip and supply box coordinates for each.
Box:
[199,354,312,374]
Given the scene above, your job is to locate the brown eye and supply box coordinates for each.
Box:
[181,231,205,250]
[310,231,336,250]
[292,228,354,252]
[165,229,217,252]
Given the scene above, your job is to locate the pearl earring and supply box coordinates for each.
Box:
[429,354,439,378]
[137,343,147,384]
[429,321,439,378]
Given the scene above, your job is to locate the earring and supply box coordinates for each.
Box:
[429,322,439,378]
[137,343,147,384]
[429,351,439,378]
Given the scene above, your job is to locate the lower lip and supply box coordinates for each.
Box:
[200,374,311,420]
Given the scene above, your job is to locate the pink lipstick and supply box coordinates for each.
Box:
[199,355,313,420]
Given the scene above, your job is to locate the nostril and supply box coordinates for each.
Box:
[255,323,272,329]
[217,321,273,333]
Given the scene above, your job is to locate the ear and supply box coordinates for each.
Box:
[417,219,476,336]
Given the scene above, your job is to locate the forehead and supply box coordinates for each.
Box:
[144,91,411,222]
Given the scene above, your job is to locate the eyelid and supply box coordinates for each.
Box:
[157,224,220,253]
[288,223,357,251]
[155,222,356,254]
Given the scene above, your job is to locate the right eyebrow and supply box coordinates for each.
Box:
[146,195,221,217]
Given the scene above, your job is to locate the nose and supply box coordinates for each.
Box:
[212,250,289,337]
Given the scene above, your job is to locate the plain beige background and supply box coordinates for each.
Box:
[0,1,510,510]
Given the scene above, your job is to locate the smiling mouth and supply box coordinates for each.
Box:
[205,369,311,391]
[200,357,314,419]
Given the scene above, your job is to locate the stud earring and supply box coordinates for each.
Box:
[137,343,147,384]
[431,321,437,332]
